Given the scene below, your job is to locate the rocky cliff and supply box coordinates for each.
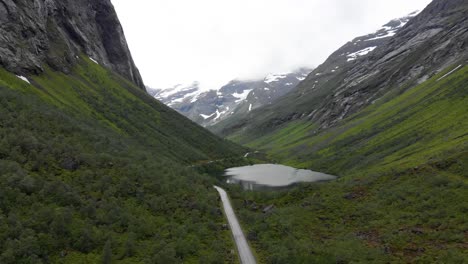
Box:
[0,0,144,88]
[214,0,467,136]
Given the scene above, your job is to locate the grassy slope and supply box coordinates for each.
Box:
[0,58,244,263]
[225,65,468,263]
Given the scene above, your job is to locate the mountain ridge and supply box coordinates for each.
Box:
[149,68,312,127]
[214,2,467,137]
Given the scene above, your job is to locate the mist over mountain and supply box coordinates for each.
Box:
[152,12,425,129]
[214,5,467,136]
[148,68,312,127]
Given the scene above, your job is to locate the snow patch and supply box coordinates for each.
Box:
[365,11,418,42]
[159,85,192,98]
[214,109,230,121]
[365,30,398,41]
[156,83,202,104]
[437,65,463,82]
[89,57,99,64]
[182,91,200,101]
[248,104,252,112]
[214,110,222,120]
[264,87,270,91]
[347,46,377,61]
[233,89,253,103]
[200,112,216,120]
[190,92,204,103]
[201,108,230,121]
[264,73,289,83]
[16,75,30,84]
[168,98,184,105]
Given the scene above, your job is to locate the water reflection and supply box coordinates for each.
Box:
[225,164,336,190]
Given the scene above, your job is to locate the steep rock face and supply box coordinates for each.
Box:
[315,11,419,76]
[307,0,467,129]
[0,0,144,88]
[215,1,467,136]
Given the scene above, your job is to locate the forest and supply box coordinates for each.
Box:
[0,58,245,263]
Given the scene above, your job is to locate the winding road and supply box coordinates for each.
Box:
[214,186,256,264]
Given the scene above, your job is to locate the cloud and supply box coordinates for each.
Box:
[111,0,432,90]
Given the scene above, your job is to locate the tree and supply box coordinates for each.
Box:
[102,239,112,264]
[120,233,136,258]
[74,228,95,253]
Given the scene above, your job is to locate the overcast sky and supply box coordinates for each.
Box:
[111,0,431,90]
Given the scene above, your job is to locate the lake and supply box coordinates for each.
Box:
[224,164,336,190]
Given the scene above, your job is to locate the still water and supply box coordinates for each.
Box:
[225,164,336,190]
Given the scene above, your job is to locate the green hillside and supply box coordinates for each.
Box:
[0,57,244,263]
[225,64,468,263]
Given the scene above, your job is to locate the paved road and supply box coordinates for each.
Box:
[214,186,256,264]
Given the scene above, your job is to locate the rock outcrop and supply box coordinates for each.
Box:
[0,0,144,89]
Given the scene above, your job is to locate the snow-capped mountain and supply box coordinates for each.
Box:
[329,11,420,66]
[148,68,312,127]
[149,13,419,128]
[210,12,424,133]
[146,82,203,107]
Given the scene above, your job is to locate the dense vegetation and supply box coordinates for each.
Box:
[224,65,468,263]
[0,58,245,263]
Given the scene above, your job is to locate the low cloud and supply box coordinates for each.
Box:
[112,0,431,90]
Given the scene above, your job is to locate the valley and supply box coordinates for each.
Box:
[223,64,467,263]
[197,0,468,262]
[0,0,466,263]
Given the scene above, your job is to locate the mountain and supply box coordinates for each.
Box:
[213,1,468,262]
[150,68,311,127]
[0,0,244,262]
[148,82,203,108]
[214,6,467,136]
[211,11,424,135]
[0,0,144,89]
